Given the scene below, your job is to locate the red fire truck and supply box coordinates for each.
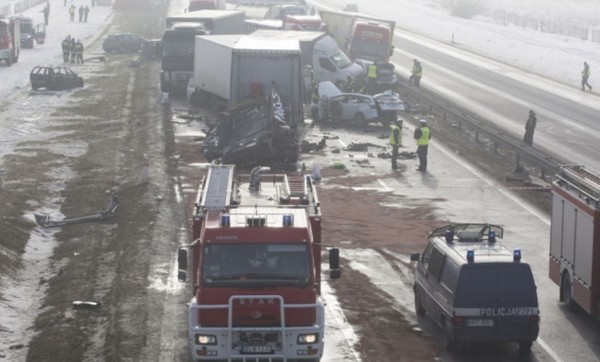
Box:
[0,15,20,66]
[178,164,341,361]
[549,165,600,317]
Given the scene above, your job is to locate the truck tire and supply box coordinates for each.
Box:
[5,57,12,66]
[561,272,575,309]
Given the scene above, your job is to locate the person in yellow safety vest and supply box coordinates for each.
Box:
[413,119,431,172]
[389,119,403,170]
[581,61,592,91]
[366,62,378,94]
[409,59,423,88]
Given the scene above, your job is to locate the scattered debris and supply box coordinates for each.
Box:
[72,301,101,309]
[331,162,346,170]
[34,194,119,228]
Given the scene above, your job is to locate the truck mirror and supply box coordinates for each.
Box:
[329,247,340,270]
[410,253,420,262]
[178,270,187,282]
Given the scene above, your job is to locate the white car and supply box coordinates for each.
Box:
[314,81,405,124]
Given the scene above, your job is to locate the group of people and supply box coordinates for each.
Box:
[68,4,90,22]
[389,118,431,172]
[61,35,85,64]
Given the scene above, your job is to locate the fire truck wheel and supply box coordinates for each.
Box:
[561,272,574,309]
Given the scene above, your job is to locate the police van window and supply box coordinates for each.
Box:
[439,259,458,292]
[498,264,536,296]
[421,243,434,265]
[427,247,445,280]
[456,264,497,296]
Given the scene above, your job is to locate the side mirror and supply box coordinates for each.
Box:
[178,247,188,282]
[410,253,420,262]
[329,248,341,279]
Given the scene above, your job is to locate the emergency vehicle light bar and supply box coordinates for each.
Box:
[514,249,521,262]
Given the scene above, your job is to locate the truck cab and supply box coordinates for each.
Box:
[0,16,20,66]
[348,20,392,62]
[18,15,45,49]
[178,164,341,361]
[282,14,328,31]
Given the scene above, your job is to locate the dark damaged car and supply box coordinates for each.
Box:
[30,65,84,91]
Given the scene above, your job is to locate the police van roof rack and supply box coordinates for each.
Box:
[556,165,600,207]
[429,223,504,243]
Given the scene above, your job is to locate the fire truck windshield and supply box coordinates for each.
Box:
[202,243,311,286]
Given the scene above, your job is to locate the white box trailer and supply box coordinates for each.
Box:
[549,165,600,317]
[191,34,303,124]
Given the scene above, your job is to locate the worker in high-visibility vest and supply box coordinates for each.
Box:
[409,59,423,88]
[366,63,378,94]
[389,119,403,170]
[413,119,431,171]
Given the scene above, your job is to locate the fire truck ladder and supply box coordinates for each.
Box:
[201,165,235,211]
[284,175,309,205]
[557,165,600,208]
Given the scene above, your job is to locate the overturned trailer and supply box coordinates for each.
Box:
[203,92,299,169]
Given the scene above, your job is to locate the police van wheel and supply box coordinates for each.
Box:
[519,341,533,351]
[442,320,459,352]
[414,289,426,316]
[561,272,574,309]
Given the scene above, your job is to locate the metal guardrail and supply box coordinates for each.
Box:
[397,78,566,180]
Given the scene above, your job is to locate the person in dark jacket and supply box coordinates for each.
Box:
[581,62,592,91]
[413,119,431,171]
[523,110,537,146]
[61,35,71,62]
[74,39,84,64]
[69,37,76,63]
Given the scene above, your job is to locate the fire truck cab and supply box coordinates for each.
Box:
[178,164,340,361]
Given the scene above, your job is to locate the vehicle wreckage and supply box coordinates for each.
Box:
[34,194,119,228]
[202,90,299,169]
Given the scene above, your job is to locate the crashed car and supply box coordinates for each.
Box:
[356,60,400,94]
[314,81,405,125]
[30,65,84,91]
[102,33,147,52]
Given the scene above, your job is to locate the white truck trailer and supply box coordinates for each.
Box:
[250,29,365,96]
[160,10,245,94]
[549,165,600,317]
[189,34,304,125]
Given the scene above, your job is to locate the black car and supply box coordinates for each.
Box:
[102,33,147,52]
[30,66,84,91]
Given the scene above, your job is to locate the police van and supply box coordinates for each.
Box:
[410,223,540,351]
